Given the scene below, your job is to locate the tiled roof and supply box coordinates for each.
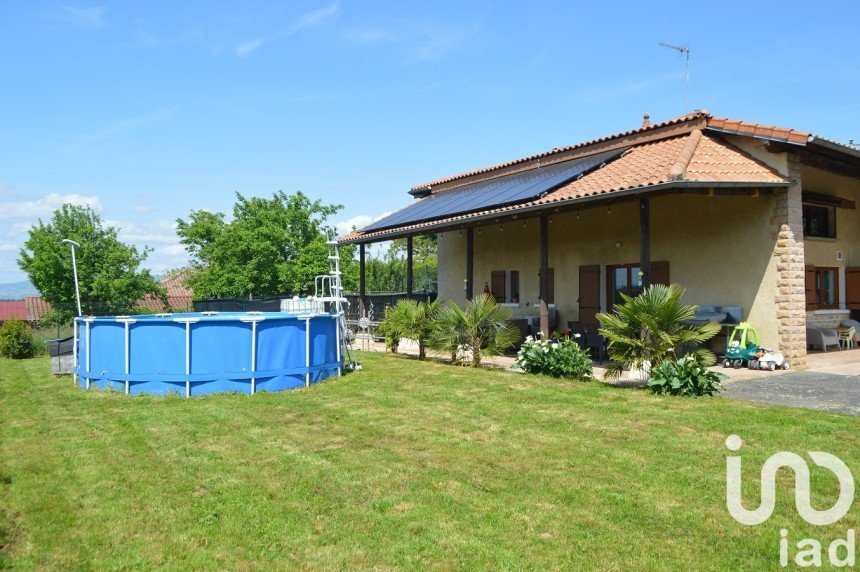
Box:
[342,131,789,243]
[706,117,810,145]
[0,300,28,321]
[137,273,194,311]
[25,296,52,322]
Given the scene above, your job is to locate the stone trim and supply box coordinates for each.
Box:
[771,155,808,369]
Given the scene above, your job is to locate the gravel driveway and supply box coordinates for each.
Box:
[721,371,860,416]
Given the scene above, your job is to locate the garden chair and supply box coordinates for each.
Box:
[806,322,839,352]
[842,319,860,347]
[586,334,606,363]
[839,327,856,350]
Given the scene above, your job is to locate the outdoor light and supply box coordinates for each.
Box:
[607,206,612,214]
[576,212,580,220]
[61,238,82,317]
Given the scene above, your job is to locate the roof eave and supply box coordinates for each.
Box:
[807,136,860,159]
[339,180,791,244]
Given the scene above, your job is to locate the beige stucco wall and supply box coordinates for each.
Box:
[438,193,785,348]
[801,165,860,269]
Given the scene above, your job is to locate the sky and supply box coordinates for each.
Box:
[1,1,860,283]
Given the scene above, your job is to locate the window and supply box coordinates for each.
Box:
[802,203,836,239]
[805,266,840,310]
[607,264,643,312]
[490,270,520,303]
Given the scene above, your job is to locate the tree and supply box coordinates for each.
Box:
[360,236,438,293]
[18,204,163,319]
[429,297,519,367]
[597,284,720,381]
[177,191,352,298]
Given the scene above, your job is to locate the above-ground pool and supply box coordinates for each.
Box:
[74,311,343,396]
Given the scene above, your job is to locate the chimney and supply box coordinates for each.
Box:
[642,113,651,129]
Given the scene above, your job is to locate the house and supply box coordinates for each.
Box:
[137,272,194,312]
[0,300,28,323]
[341,110,860,369]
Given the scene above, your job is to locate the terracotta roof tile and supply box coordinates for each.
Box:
[0,300,28,321]
[706,116,811,145]
[25,296,52,322]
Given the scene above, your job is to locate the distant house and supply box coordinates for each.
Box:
[137,272,194,312]
[341,110,860,370]
[25,295,52,322]
[0,300,28,322]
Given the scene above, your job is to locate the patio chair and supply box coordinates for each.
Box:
[806,322,840,352]
[842,319,860,346]
[585,334,606,363]
[567,321,587,348]
[839,327,857,350]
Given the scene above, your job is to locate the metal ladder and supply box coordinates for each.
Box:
[315,231,358,371]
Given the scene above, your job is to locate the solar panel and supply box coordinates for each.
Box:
[363,147,626,233]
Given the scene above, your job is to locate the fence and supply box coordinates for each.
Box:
[192,292,437,322]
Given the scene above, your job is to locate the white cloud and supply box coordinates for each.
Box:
[51,5,107,29]
[333,212,391,237]
[0,193,102,219]
[344,18,482,63]
[5,222,33,237]
[236,3,339,57]
[133,204,151,214]
[106,219,179,245]
[0,243,18,252]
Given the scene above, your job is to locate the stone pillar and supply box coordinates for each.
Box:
[771,155,807,369]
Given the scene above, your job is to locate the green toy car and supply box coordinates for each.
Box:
[723,322,761,368]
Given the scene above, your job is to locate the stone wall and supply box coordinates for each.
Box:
[771,155,808,369]
[806,310,851,329]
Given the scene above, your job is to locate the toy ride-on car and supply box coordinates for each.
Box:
[723,322,761,369]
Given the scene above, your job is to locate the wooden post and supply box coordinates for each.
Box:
[539,215,549,338]
[639,197,651,288]
[406,235,413,299]
[359,243,366,315]
[465,228,474,300]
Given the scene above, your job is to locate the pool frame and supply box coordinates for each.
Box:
[74,311,343,397]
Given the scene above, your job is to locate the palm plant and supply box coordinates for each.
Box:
[597,284,719,380]
[430,296,519,367]
[382,299,440,359]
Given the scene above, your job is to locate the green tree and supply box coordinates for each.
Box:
[18,204,163,319]
[429,297,519,367]
[177,191,352,298]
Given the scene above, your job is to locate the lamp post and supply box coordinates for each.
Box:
[62,239,82,317]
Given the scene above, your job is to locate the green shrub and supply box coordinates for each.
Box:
[515,334,593,380]
[379,299,440,359]
[0,319,39,359]
[428,297,519,367]
[646,356,727,397]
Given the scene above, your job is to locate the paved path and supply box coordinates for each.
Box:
[721,371,860,416]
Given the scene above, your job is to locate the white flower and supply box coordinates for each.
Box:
[525,335,533,342]
[543,347,549,353]
[552,343,559,349]
[573,333,581,338]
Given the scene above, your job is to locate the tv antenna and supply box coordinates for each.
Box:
[659,42,690,112]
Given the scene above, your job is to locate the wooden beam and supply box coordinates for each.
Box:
[795,148,860,180]
[639,197,651,288]
[406,236,413,298]
[465,228,474,300]
[359,243,366,315]
[539,214,549,338]
[802,191,855,210]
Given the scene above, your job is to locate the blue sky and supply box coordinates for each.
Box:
[1,1,859,283]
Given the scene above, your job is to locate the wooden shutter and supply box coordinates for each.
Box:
[847,267,860,310]
[578,265,600,325]
[805,265,817,310]
[491,270,506,303]
[651,261,670,286]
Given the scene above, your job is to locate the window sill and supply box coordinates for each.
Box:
[805,236,838,242]
[501,303,521,308]
[810,308,849,314]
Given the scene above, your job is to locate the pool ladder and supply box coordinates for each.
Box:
[315,234,359,371]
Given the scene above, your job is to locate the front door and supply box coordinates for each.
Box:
[848,267,860,310]
[579,265,600,325]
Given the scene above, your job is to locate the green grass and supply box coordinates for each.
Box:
[1,353,858,569]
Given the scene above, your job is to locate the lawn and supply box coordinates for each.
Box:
[1,353,858,569]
